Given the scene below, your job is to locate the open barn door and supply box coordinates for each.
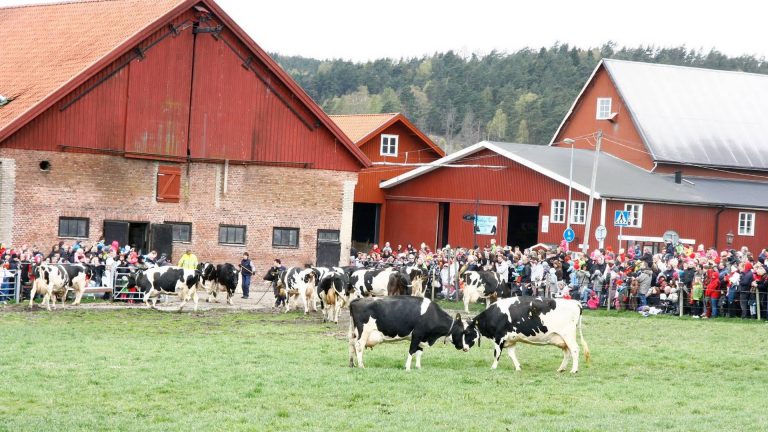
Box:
[103,221,129,248]
[150,224,173,261]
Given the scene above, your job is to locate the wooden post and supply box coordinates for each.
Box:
[679,282,684,318]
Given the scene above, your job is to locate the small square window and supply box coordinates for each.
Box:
[596,98,612,120]
[624,204,643,228]
[219,225,246,245]
[58,217,89,238]
[570,201,586,225]
[380,134,399,156]
[318,229,340,242]
[273,227,299,248]
[166,222,192,243]
[550,200,566,224]
[738,212,755,236]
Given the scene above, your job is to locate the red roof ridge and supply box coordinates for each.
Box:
[328,113,399,118]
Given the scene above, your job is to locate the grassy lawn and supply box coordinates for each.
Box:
[1,305,767,431]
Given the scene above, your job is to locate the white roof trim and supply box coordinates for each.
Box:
[380,141,597,198]
[548,60,604,146]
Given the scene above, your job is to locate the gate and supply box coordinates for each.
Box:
[316,229,341,267]
[0,268,20,303]
[112,266,142,302]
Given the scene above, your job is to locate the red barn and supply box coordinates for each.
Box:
[329,113,443,246]
[0,0,369,268]
[374,59,768,254]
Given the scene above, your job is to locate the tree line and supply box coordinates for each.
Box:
[274,43,768,153]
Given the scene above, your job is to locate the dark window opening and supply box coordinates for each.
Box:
[166,222,192,243]
[273,227,299,248]
[219,225,246,245]
[58,217,89,238]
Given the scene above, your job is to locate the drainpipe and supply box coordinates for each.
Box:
[713,206,725,250]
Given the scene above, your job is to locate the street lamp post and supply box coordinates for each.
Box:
[563,138,575,239]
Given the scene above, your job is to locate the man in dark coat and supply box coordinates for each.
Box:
[240,252,253,299]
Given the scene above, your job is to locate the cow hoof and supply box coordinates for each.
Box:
[570,370,579,374]
[557,368,566,373]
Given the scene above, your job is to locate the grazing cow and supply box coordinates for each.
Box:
[272,267,317,314]
[349,267,405,298]
[125,266,202,312]
[29,264,92,310]
[460,297,590,373]
[348,296,467,370]
[461,270,510,313]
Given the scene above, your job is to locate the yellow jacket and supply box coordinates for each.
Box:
[178,253,198,270]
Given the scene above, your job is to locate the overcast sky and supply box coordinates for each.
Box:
[2,0,766,62]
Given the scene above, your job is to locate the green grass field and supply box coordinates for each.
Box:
[1,304,767,431]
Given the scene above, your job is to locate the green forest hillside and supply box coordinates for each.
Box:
[274,43,768,153]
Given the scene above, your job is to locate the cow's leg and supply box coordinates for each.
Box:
[563,334,580,373]
[557,347,571,373]
[415,350,424,370]
[177,288,190,312]
[491,339,505,369]
[464,293,470,314]
[507,343,522,371]
[348,321,357,367]
[334,302,342,324]
[227,288,233,305]
[28,284,38,309]
[72,283,85,306]
[301,288,309,315]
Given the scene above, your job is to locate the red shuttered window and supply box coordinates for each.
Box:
[157,165,181,203]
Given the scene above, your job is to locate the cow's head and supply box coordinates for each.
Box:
[263,267,280,282]
[197,263,216,280]
[447,313,479,352]
[124,270,141,289]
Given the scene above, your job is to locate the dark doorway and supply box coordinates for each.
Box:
[507,206,539,249]
[436,202,450,249]
[316,229,341,267]
[103,221,150,253]
[150,224,174,261]
[352,203,380,244]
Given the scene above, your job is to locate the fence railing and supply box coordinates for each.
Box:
[0,269,20,303]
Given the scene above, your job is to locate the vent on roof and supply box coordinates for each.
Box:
[674,171,682,184]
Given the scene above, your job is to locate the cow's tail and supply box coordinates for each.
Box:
[578,308,591,366]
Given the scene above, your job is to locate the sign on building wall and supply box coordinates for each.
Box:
[474,215,498,235]
[541,216,549,233]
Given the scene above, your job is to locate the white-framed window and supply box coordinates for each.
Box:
[570,200,586,225]
[596,97,612,120]
[624,203,643,228]
[380,134,398,156]
[738,212,755,236]
[551,199,566,224]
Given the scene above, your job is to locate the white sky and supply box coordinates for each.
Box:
[2,0,767,62]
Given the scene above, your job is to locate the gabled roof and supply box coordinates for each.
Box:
[0,0,370,166]
[330,112,445,157]
[551,59,768,171]
[382,141,768,210]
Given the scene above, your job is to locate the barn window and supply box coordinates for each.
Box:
[273,227,299,248]
[166,222,192,243]
[58,217,89,238]
[380,134,399,156]
[157,165,181,203]
[738,212,755,236]
[624,203,643,228]
[596,98,612,120]
[570,201,586,225]
[219,225,246,245]
[550,200,566,223]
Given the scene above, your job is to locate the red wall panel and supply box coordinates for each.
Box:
[384,200,438,251]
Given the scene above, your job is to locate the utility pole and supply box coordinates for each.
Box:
[582,130,602,255]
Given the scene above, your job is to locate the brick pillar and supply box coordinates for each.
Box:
[339,178,357,266]
[0,158,16,246]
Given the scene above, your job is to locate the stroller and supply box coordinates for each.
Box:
[658,283,681,314]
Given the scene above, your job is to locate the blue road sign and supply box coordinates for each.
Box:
[563,227,575,242]
[614,210,631,227]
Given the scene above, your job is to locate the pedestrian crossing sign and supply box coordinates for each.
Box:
[614,210,630,227]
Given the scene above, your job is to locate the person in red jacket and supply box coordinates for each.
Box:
[703,265,721,318]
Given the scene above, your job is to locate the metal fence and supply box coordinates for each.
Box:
[0,269,20,303]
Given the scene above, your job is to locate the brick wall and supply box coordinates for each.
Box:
[0,148,357,273]
[0,157,16,245]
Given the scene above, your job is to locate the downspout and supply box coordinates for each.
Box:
[713,206,725,250]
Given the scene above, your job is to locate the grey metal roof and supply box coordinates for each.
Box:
[488,141,768,209]
[383,140,768,209]
[603,59,768,171]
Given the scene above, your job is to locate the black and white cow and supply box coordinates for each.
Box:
[197,262,241,305]
[348,296,467,370]
[396,265,426,297]
[460,297,591,373]
[461,270,509,313]
[125,266,202,312]
[29,263,92,310]
[349,267,414,298]
[271,267,316,314]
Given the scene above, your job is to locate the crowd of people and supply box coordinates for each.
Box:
[352,239,768,320]
[3,237,767,320]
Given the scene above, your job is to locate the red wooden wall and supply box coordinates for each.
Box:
[1,7,361,172]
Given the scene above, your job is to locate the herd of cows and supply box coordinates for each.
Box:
[26,262,590,372]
